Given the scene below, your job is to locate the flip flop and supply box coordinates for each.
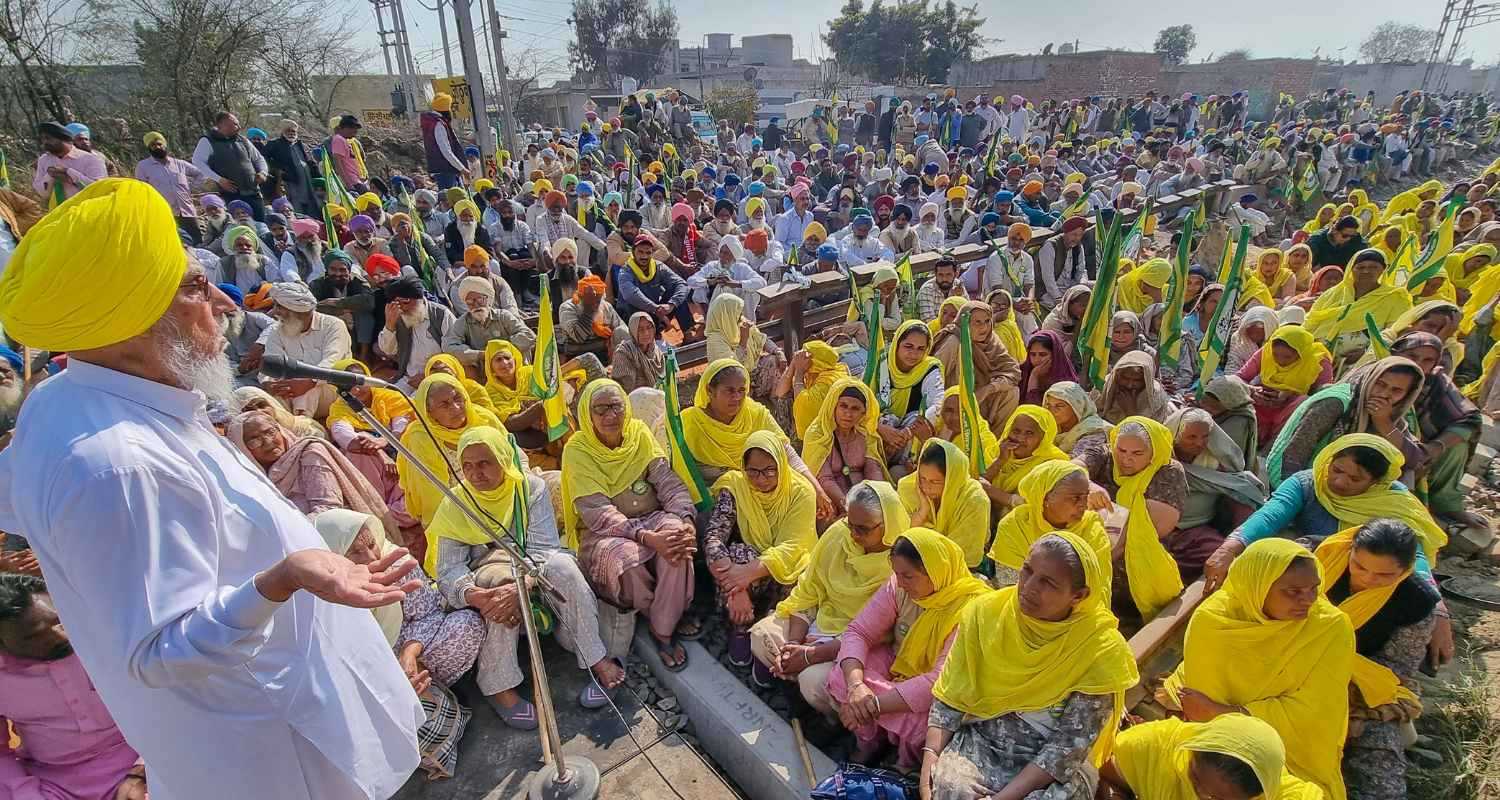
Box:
[579,683,612,709]
[676,616,704,641]
[727,628,752,668]
[487,695,539,730]
[654,635,688,672]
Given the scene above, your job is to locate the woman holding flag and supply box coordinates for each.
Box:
[1305,248,1413,373]
[932,300,1021,433]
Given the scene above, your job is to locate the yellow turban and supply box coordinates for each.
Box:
[431,92,453,112]
[143,131,166,148]
[355,192,381,211]
[0,178,186,351]
[473,178,495,193]
[945,186,967,200]
[532,178,552,194]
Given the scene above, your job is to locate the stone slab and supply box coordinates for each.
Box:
[631,625,836,800]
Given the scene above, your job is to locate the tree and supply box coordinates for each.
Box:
[1217,49,1252,62]
[567,0,677,85]
[1153,24,1196,66]
[704,85,758,126]
[822,0,986,84]
[1359,21,1438,64]
[508,46,573,124]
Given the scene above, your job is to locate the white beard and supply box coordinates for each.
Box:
[401,303,429,328]
[0,381,23,422]
[469,306,492,323]
[234,253,262,276]
[278,314,311,336]
[748,218,765,230]
[153,313,235,407]
[457,220,477,247]
[220,309,246,340]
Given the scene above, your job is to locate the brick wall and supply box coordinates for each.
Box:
[1161,58,1320,119]
[949,50,1164,104]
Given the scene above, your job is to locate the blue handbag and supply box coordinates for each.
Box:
[809,763,919,800]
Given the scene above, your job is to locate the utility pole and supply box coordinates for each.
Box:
[451,0,497,156]
[484,0,520,155]
[436,0,454,76]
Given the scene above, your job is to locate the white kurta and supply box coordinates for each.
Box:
[0,361,422,800]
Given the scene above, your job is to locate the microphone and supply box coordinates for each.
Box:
[259,355,400,391]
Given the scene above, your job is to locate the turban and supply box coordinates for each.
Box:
[994,190,1014,204]
[444,187,468,206]
[323,248,354,267]
[226,200,252,217]
[452,199,479,219]
[745,197,765,218]
[1007,222,1032,242]
[1061,216,1088,233]
[326,204,349,222]
[366,253,400,278]
[1121,181,1143,195]
[271,197,292,213]
[803,221,828,243]
[355,192,382,211]
[245,128,267,141]
[945,186,967,200]
[852,214,874,228]
[748,181,765,196]
[201,194,226,210]
[245,283,274,311]
[602,191,623,207]
[561,173,578,189]
[348,214,375,233]
[533,178,553,194]
[550,237,578,261]
[980,211,1001,227]
[463,244,490,268]
[264,213,287,229]
[143,131,166,148]
[577,180,595,196]
[457,275,494,302]
[269,282,316,312]
[64,122,89,138]
[671,202,695,223]
[225,225,258,247]
[414,188,437,205]
[575,274,606,304]
[216,283,244,308]
[474,178,496,193]
[788,182,810,200]
[744,228,769,251]
[816,243,840,260]
[544,190,568,209]
[891,203,913,220]
[388,212,411,230]
[1022,180,1044,194]
[431,92,453,112]
[1063,182,1084,195]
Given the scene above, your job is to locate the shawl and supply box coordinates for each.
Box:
[704,292,767,371]
[1260,325,1331,394]
[1041,284,1091,335]
[886,320,942,416]
[614,312,667,391]
[988,461,1111,573]
[801,377,885,480]
[1305,249,1412,341]
[792,341,849,439]
[933,301,1016,390]
[1254,248,1296,297]
[233,386,327,440]
[1162,539,1355,800]
[423,426,527,573]
[1286,242,1315,290]
[324,358,410,434]
[1163,407,1267,526]
[775,480,907,633]
[1444,242,1498,291]
[1116,257,1172,315]
[1312,433,1448,559]
[897,438,991,567]
[1109,417,1185,619]
[483,339,536,419]
[425,352,495,412]
[1379,300,1463,368]
[709,429,817,584]
[888,527,990,680]
[313,509,404,645]
[932,529,1138,767]
[561,379,665,550]
[1044,380,1113,452]
[1314,528,1424,710]
[991,403,1070,493]
[1097,350,1172,423]
[1019,329,1080,404]
[1227,306,1279,374]
[1107,309,1156,366]
[678,358,784,481]
[1291,264,1344,311]
[1264,358,1425,486]
[397,373,503,525]
[229,411,395,532]
[1114,716,1325,800]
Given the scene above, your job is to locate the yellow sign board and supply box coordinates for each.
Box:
[431,76,473,123]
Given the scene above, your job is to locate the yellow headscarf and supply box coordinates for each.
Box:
[1311,433,1448,559]
[1305,249,1412,341]
[927,295,966,337]
[1259,326,1330,394]
[1116,257,1172,314]
[325,358,411,433]
[1303,203,1336,233]
[627,253,658,283]
[1380,189,1419,224]
[936,386,999,476]
[0,178,186,351]
[482,339,535,418]
[704,292,767,371]
[986,289,1027,363]
[889,320,942,414]
[932,529,1138,766]
[397,373,504,524]
[678,358,783,483]
[422,426,527,573]
[1162,539,1354,800]
[1314,527,1421,710]
[1444,242,1497,291]
[888,527,989,679]
[989,461,1110,574]
[775,480,907,633]
[560,379,665,550]
[897,438,991,567]
[990,404,1070,493]
[425,352,495,412]
[1109,417,1184,620]
[1459,257,1500,338]
[1464,338,1500,403]
[801,377,884,480]
[708,430,817,584]
[791,341,849,439]
[1113,715,1325,800]
[1240,250,1286,310]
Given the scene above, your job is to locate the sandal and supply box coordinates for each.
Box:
[487,695,539,730]
[675,616,704,641]
[727,628,752,668]
[654,635,689,672]
[579,683,612,709]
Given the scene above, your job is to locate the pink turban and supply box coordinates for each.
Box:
[671,202,694,223]
[290,218,321,239]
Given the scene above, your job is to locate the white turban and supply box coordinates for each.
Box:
[269,282,316,312]
[457,275,494,302]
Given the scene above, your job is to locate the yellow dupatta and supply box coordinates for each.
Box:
[560,379,665,550]
[1464,338,1500,402]
[709,429,817,584]
[1260,326,1330,394]
[791,341,849,439]
[1113,715,1325,800]
[1116,257,1171,315]
[898,438,991,567]
[991,404,1070,493]
[1305,250,1413,341]
[422,426,527,573]
[1242,250,1290,310]
[397,373,503,524]
[1311,433,1448,563]
[678,359,784,482]
[325,358,410,433]
[801,377,885,480]
[888,527,989,679]
[986,288,1027,363]
[932,529,1138,766]
[1162,539,1355,800]
[927,296,966,337]
[1444,243,1497,291]
[1314,528,1421,709]
[889,319,942,415]
[988,461,1110,574]
[425,352,495,411]
[1303,203,1336,232]
[1381,299,1464,367]
[775,480,908,633]
[628,253,658,283]
[1110,417,1184,619]
[704,292,767,371]
[936,385,999,475]
[483,339,536,418]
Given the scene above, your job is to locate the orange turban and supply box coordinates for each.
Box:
[463,244,490,268]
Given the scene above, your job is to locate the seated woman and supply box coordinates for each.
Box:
[1314,519,1441,800]
[1201,375,1260,470]
[988,461,1111,588]
[1160,539,1355,800]
[1305,248,1412,373]
[983,404,1070,511]
[899,439,991,568]
[481,339,598,461]
[1290,265,1344,311]
[1286,241,1315,290]
[1224,306,1279,375]
[874,320,944,473]
[1182,283,1224,355]
[1080,417,1188,622]
[1164,408,1266,584]
[704,293,790,431]
[1379,299,1463,372]
[564,380,698,671]
[1107,310,1155,367]
[1444,242,1497,306]
[428,426,625,723]
[324,358,414,518]
[923,532,1137,800]
[1236,326,1334,448]
[233,385,326,440]
[398,373,504,545]
[932,301,1021,433]
[782,340,850,442]
[1263,357,1425,487]
[612,312,666,395]
[985,288,1031,364]
[425,352,495,412]
[1104,713,1325,800]
[1043,381,1112,459]
[314,510,482,780]
[801,378,890,516]
[1092,351,1173,425]
[1116,257,1171,315]
[704,431,818,667]
[752,481,906,699]
[928,387,1000,484]
[1041,284,1092,353]
[1020,330,1080,406]
[928,295,966,338]
[828,528,989,769]
[229,410,398,534]
[1246,248,1297,308]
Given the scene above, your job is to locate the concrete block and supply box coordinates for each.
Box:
[1469,443,1498,477]
[1482,417,1500,450]
[1448,523,1496,557]
[631,625,837,800]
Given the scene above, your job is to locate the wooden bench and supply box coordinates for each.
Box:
[1124,579,1209,709]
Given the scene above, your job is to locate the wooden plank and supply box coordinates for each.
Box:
[1123,579,1208,709]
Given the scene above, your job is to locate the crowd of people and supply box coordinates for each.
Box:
[2,79,1499,800]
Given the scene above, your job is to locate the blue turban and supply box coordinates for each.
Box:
[922,163,939,175]
[644,183,665,196]
[914,135,930,148]
[216,282,245,307]
[724,174,741,186]
[748,181,765,196]
[0,345,22,373]
[980,212,1001,227]
[994,191,1015,204]
[816,243,840,261]
[246,127,268,141]
[852,214,873,228]
[64,122,89,138]
[577,180,595,196]
[226,199,253,217]
[464,145,481,158]
[701,165,717,178]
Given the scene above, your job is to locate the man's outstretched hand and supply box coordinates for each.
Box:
[256,548,422,607]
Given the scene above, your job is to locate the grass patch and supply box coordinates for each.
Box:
[1411,666,1500,800]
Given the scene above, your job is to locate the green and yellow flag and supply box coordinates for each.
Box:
[0,150,9,189]
[660,348,713,511]
[529,281,569,442]
[896,253,917,319]
[955,308,989,476]
[1405,199,1459,291]
[1158,209,1196,372]
[1197,224,1251,396]
[1366,313,1391,359]
[1078,212,1123,390]
[861,297,882,391]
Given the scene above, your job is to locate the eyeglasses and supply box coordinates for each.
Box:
[590,401,626,418]
[744,465,778,480]
[179,274,212,301]
[244,430,281,450]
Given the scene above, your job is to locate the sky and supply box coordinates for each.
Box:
[355,0,1500,86]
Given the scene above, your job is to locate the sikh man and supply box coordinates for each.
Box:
[345,214,392,271]
[215,282,273,388]
[448,244,520,316]
[442,199,493,265]
[135,130,206,245]
[32,121,108,206]
[378,275,457,389]
[311,249,377,358]
[412,189,448,242]
[261,281,352,415]
[283,218,326,281]
[221,225,294,294]
[0,179,423,800]
[388,211,450,296]
[441,274,536,369]
[837,214,893,268]
[200,194,231,253]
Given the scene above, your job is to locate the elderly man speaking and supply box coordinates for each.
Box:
[0,179,424,799]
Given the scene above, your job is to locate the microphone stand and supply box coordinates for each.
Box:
[336,388,600,799]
